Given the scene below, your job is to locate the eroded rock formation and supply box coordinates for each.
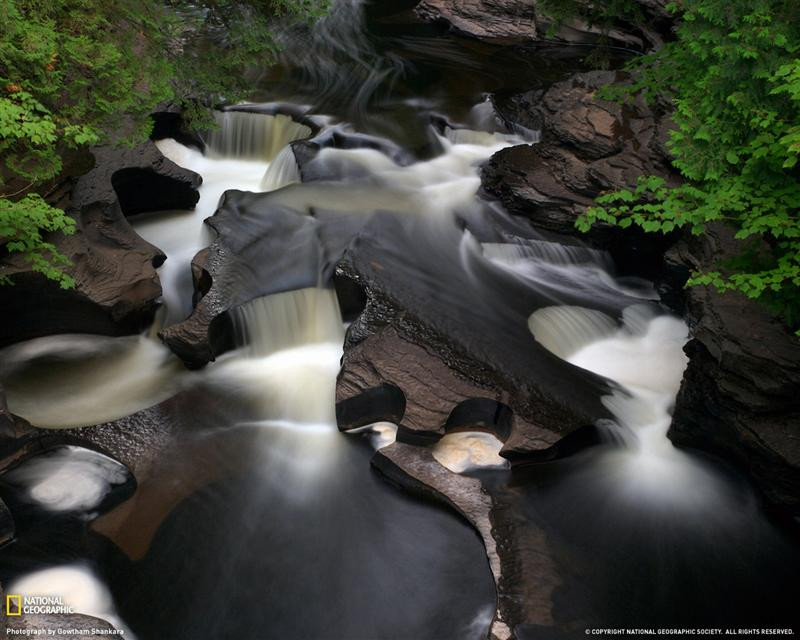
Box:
[482,70,679,275]
[666,226,800,513]
[384,0,672,51]
[335,210,613,458]
[373,441,563,640]
[0,142,201,348]
[160,199,360,367]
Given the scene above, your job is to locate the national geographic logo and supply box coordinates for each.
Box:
[5,595,75,616]
[6,595,21,616]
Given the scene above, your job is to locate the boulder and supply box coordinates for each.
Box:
[336,210,613,458]
[160,197,360,368]
[0,141,201,348]
[482,70,679,277]
[291,126,416,182]
[667,226,800,513]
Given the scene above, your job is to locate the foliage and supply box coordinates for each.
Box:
[574,0,800,331]
[0,0,328,286]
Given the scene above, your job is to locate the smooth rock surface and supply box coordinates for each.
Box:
[0,142,201,348]
[160,200,358,367]
[335,211,612,458]
[667,226,800,513]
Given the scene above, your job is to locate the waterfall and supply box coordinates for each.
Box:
[203,288,345,428]
[261,145,301,191]
[204,111,312,161]
[529,303,689,452]
[482,239,612,269]
[443,126,521,147]
[528,306,619,359]
[231,288,344,358]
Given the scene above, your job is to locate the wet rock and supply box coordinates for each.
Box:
[74,141,201,217]
[407,0,669,51]
[0,141,201,349]
[291,126,415,182]
[482,70,679,277]
[667,226,800,513]
[0,384,32,442]
[335,211,612,458]
[373,441,561,640]
[219,101,324,136]
[160,198,358,367]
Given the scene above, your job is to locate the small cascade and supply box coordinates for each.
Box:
[204,288,345,429]
[484,236,658,303]
[443,126,520,147]
[482,239,612,269]
[530,303,689,455]
[231,288,344,358]
[260,145,302,191]
[204,111,312,161]
[528,306,619,359]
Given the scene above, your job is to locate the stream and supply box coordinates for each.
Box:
[0,1,798,638]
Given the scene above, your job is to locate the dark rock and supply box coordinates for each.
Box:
[0,141,202,349]
[160,197,359,368]
[373,441,562,640]
[76,142,201,217]
[336,210,613,458]
[668,226,800,513]
[482,70,679,277]
[219,101,324,136]
[407,0,669,51]
[291,126,415,182]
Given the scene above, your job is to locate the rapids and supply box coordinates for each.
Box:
[1,0,798,638]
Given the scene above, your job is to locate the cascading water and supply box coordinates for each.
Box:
[203,111,313,161]
[2,0,799,637]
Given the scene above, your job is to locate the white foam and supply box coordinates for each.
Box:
[143,139,271,324]
[6,446,128,513]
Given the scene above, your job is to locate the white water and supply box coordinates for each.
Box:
[0,334,185,428]
[204,111,312,161]
[5,446,128,513]
[7,565,133,636]
[267,130,524,219]
[486,239,658,302]
[261,144,302,190]
[203,288,344,428]
[135,139,271,325]
[525,303,734,506]
[231,288,344,358]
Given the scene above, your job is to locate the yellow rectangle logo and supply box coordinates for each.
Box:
[6,594,22,616]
